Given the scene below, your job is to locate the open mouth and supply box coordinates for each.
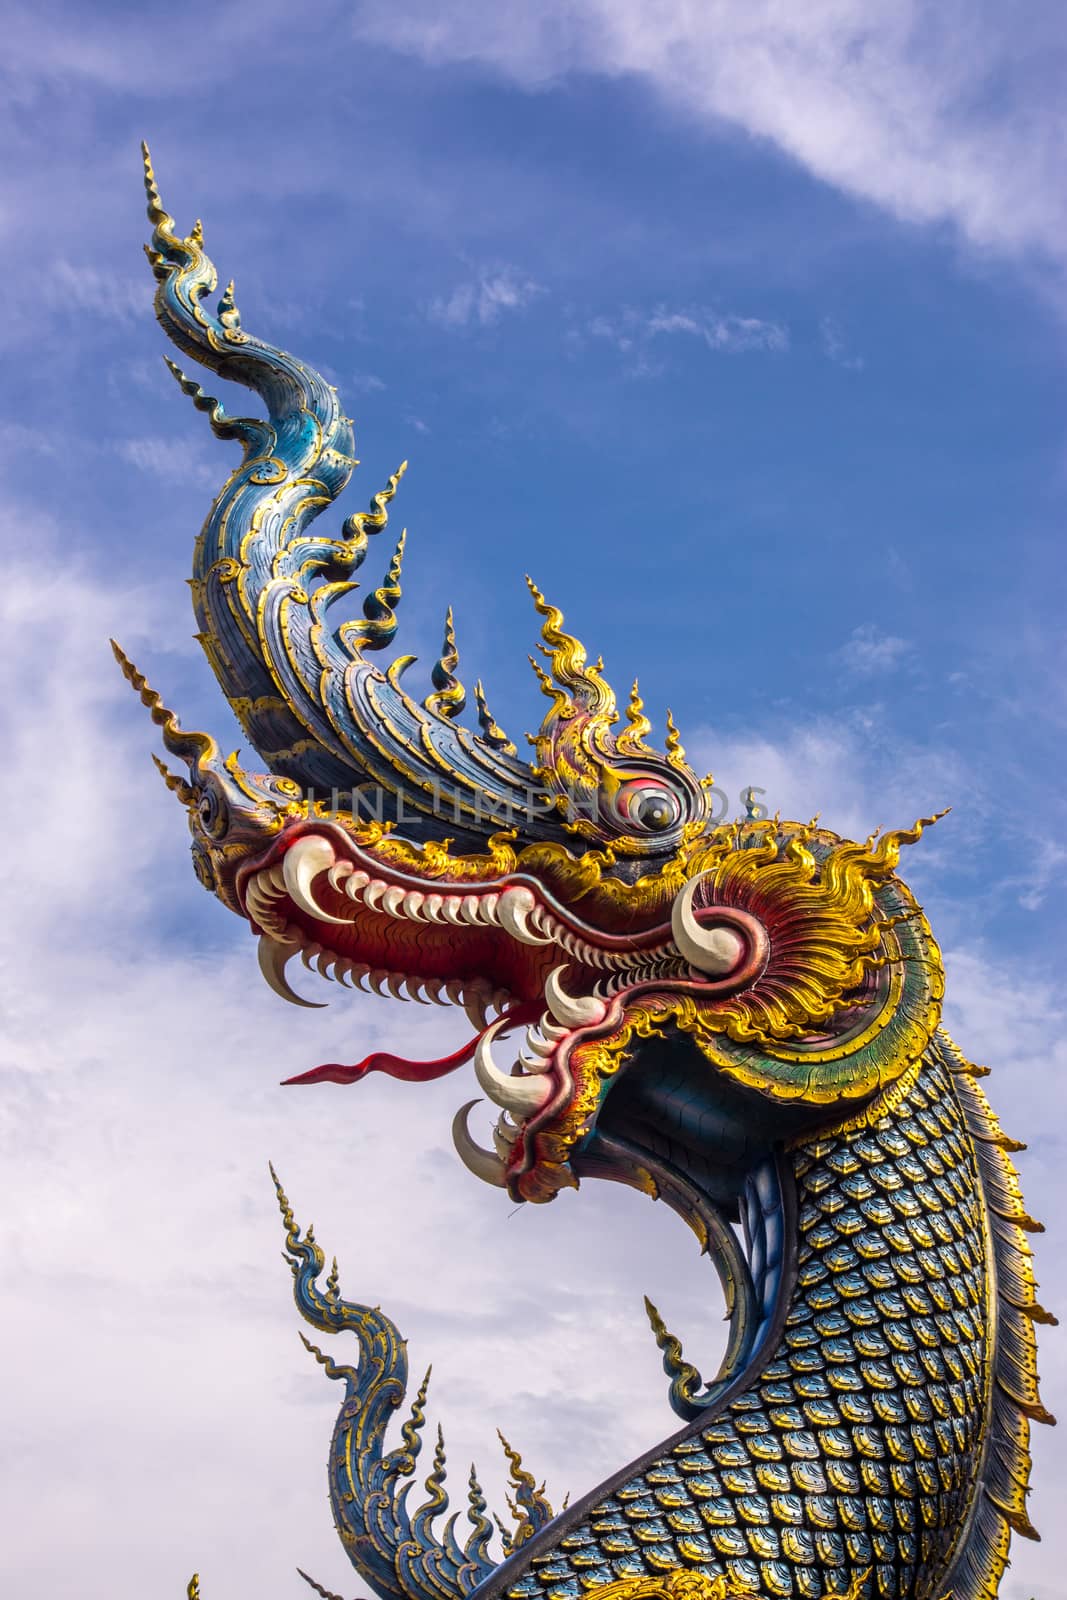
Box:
[236,820,772,1203]
[232,806,943,1422]
[239,818,802,1423]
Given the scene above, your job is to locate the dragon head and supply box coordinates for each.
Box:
[123,148,947,1408]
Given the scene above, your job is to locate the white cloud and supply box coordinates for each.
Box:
[116,434,220,488]
[999,837,1067,914]
[582,303,787,374]
[45,257,151,326]
[819,315,864,370]
[0,531,723,1597]
[427,266,544,329]
[0,419,58,458]
[838,621,913,676]
[689,713,964,848]
[350,372,386,393]
[647,306,788,352]
[351,0,1067,273]
[3,534,1062,1599]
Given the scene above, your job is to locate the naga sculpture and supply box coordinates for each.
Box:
[119,147,1053,1600]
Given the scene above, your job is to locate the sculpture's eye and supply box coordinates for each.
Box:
[637,793,676,830]
[197,781,229,841]
[616,778,683,834]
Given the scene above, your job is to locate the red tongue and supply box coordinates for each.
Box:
[281,1035,479,1087]
[280,1002,540,1087]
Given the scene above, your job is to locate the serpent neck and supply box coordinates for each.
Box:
[482,1036,997,1600]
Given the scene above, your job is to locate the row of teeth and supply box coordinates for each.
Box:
[254,914,511,1025]
[250,849,683,1022]
[451,968,603,1186]
[300,941,512,1023]
[250,837,666,972]
[595,960,684,996]
[245,864,289,937]
[248,860,511,1021]
[329,861,627,964]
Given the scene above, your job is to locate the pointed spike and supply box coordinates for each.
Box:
[497,1429,529,1492]
[343,529,407,654]
[162,355,263,444]
[411,1421,450,1535]
[404,1367,431,1453]
[523,577,614,713]
[664,708,687,767]
[473,679,517,753]
[425,605,467,720]
[141,140,174,233]
[644,1294,707,1417]
[382,1363,432,1481]
[527,654,555,697]
[496,1430,554,1533]
[218,278,242,331]
[464,1462,494,1562]
[296,1568,346,1600]
[151,752,196,807]
[111,639,220,773]
[270,1160,298,1238]
[339,462,407,575]
[297,1331,357,1384]
[617,676,653,754]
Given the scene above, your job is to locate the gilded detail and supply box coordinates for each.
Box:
[121,149,1052,1600]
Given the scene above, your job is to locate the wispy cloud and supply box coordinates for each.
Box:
[427,266,544,329]
[0,419,59,459]
[4,533,1062,1597]
[583,303,786,374]
[0,531,724,1594]
[116,435,219,488]
[839,622,913,677]
[351,1,1067,277]
[44,258,150,326]
[646,306,788,353]
[688,713,965,846]
[819,315,864,371]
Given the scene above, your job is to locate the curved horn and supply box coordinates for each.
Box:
[671,875,747,976]
[282,836,348,925]
[545,966,607,1030]
[257,935,326,1008]
[473,1024,552,1117]
[451,1101,508,1187]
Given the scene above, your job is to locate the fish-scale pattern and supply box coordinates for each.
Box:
[506,1044,988,1600]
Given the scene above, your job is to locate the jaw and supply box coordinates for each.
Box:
[231,820,775,1195]
[235,820,684,1012]
[227,814,919,1408]
[231,815,694,1080]
[223,811,932,1458]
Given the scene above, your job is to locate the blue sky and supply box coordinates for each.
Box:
[3,3,1066,1597]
